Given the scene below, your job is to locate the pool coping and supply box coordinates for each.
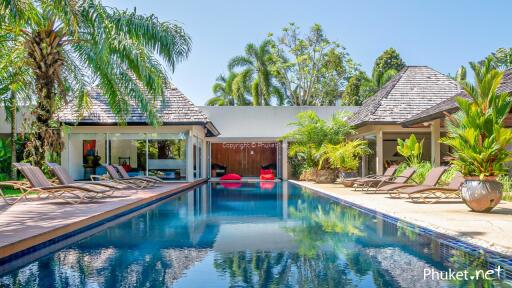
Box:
[0,179,207,266]
[290,180,512,270]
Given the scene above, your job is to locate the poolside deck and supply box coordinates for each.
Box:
[0,180,205,263]
[293,181,512,256]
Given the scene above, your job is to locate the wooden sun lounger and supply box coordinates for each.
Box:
[390,172,464,203]
[112,164,164,184]
[349,166,398,191]
[364,167,417,193]
[102,165,155,188]
[1,164,112,205]
[384,166,449,196]
[47,162,130,192]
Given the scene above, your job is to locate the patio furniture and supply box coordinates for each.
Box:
[372,166,448,194]
[47,163,131,191]
[112,164,164,184]
[364,167,417,193]
[390,172,464,203]
[347,166,398,190]
[103,165,157,188]
[260,168,275,181]
[1,164,112,205]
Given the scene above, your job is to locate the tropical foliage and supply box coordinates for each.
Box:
[206,73,250,106]
[441,58,512,178]
[281,111,354,175]
[488,47,512,70]
[1,0,191,167]
[342,48,405,105]
[316,139,370,172]
[227,40,284,106]
[396,134,424,166]
[267,23,358,106]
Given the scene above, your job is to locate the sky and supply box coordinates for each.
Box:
[103,0,512,105]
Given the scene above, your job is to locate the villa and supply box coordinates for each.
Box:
[2,66,511,182]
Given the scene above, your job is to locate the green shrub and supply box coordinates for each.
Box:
[395,161,432,184]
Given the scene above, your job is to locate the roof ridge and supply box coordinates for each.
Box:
[361,66,409,119]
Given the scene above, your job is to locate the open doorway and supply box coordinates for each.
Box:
[210,142,277,177]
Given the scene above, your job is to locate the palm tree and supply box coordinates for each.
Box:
[0,30,33,178]
[206,73,250,106]
[228,39,282,106]
[1,0,191,167]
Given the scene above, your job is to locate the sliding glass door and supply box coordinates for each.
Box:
[147,133,187,181]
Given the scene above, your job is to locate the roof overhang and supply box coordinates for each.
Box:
[401,107,459,127]
[60,120,221,137]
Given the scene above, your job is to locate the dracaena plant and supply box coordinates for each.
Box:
[441,58,512,178]
[396,134,424,166]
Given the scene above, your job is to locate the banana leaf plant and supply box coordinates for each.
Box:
[316,139,371,172]
[396,134,424,166]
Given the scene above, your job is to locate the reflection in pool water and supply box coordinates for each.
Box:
[0,182,510,287]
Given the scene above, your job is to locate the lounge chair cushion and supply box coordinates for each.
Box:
[220,173,242,181]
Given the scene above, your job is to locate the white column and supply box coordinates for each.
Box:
[431,119,441,167]
[282,140,289,180]
[376,130,384,175]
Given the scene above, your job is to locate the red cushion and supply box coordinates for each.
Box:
[260,169,273,175]
[220,173,242,181]
[260,174,275,181]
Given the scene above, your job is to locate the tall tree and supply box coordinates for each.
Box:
[341,48,405,106]
[1,0,191,167]
[0,27,33,178]
[371,48,405,81]
[206,73,250,106]
[489,48,512,70]
[268,23,358,106]
[227,39,282,106]
[455,65,467,82]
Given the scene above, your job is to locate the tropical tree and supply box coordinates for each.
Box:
[268,23,358,106]
[488,47,512,70]
[1,0,191,167]
[455,65,467,82]
[227,39,283,106]
[0,26,33,178]
[341,48,405,106]
[372,47,405,81]
[441,58,512,178]
[206,73,250,106]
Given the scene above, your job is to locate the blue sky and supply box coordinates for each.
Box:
[103,0,512,105]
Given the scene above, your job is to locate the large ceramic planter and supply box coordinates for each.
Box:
[315,169,337,184]
[461,177,503,212]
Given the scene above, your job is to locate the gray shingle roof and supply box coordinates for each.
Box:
[402,68,512,126]
[56,85,219,135]
[348,66,462,127]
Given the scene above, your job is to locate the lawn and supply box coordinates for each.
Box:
[1,188,22,198]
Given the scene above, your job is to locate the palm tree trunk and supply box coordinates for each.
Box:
[10,91,16,179]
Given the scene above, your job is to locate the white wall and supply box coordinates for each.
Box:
[201,106,359,140]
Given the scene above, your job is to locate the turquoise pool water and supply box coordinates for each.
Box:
[0,182,510,287]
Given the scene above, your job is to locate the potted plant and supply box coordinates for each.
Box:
[441,58,512,212]
[316,139,371,184]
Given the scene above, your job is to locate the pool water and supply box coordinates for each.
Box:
[0,182,510,287]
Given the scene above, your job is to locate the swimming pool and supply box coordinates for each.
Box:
[0,182,510,287]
